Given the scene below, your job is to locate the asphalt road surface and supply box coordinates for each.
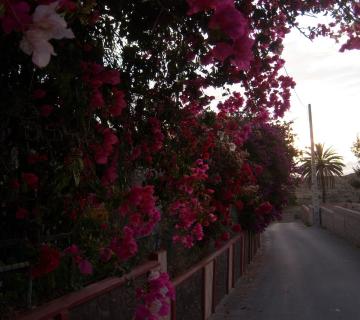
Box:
[212,222,360,320]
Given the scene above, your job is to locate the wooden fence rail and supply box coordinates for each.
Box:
[17,232,260,320]
[171,231,260,320]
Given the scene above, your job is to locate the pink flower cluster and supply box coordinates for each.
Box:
[31,244,61,278]
[91,125,119,165]
[187,0,254,70]
[255,201,273,215]
[135,271,175,320]
[0,0,31,34]
[64,244,93,275]
[81,62,126,117]
[340,37,360,52]
[169,160,217,248]
[103,186,161,262]
[108,226,138,261]
[22,172,39,190]
[134,117,165,164]
[119,185,161,237]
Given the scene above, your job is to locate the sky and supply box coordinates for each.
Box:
[204,17,360,174]
[283,24,360,174]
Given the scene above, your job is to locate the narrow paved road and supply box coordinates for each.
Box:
[212,222,360,320]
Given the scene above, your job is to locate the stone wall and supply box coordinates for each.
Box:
[296,175,360,205]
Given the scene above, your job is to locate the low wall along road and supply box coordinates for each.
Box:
[301,204,360,246]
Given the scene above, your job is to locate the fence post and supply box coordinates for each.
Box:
[250,233,253,261]
[211,259,217,313]
[203,262,214,320]
[246,232,249,266]
[227,245,234,292]
[241,233,246,273]
[240,235,244,275]
[152,250,167,273]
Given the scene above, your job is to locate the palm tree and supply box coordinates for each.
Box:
[300,143,345,203]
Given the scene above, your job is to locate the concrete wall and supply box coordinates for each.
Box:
[301,205,360,247]
[300,205,313,226]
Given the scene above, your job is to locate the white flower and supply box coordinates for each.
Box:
[20,29,55,67]
[149,299,162,315]
[228,143,236,152]
[20,2,74,68]
[148,270,160,281]
[159,286,169,296]
[218,131,225,141]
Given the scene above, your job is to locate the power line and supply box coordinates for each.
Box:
[283,66,307,108]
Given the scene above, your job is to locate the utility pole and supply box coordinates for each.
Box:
[308,104,320,226]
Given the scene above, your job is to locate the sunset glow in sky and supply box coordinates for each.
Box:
[283,24,360,174]
[205,17,360,174]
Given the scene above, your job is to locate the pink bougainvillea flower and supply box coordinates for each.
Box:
[64,244,93,275]
[135,271,175,319]
[31,244,61,278]
[16,207,29,220]
[221,232,230,241]
[94,145,108,164]
[255,201,273,215]
[88,9,100,25]
[22,172,39,189]
[110,226,138,261]
[212,42,234,61]
[231,35,254,70]
[110,89,127,117]
[235,200,244,212]
[1,1,31,34]
[99,247,113,262]
[101,165,118,186]
[78,259,93,275]
[103,129,119,148]
[59,0,77,12]
[19,2,75,68]
[253,164,264,176]
[353,2,360,16]
[232,224,242,233]
[209,5,248,40]
[340,37,360,52]
[92,128,119,165]
[192,223,204,241]
[90,89,105,109]
[118,185,161,237]
[64,244,80,255]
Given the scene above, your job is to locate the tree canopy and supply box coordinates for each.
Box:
[300,143,345,202]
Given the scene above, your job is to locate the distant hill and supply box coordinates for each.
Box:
[296,173,360,204]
